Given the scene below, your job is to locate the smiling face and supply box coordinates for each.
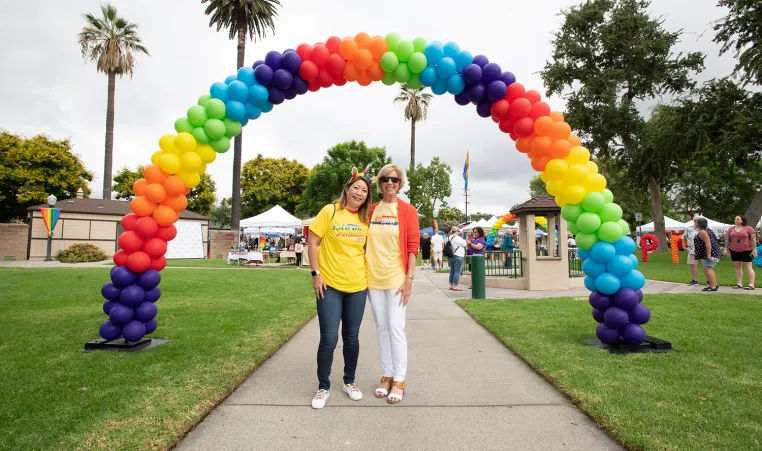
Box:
[735,216,743,226]
[345,178,369,210]
[380,170,401,197]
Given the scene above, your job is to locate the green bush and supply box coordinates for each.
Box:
[56,243,109,263]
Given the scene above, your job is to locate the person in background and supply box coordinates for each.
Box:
[420,232,431,270]
[724,215,757,290]
[683,216,703,286]
[447,226,467,291]
[294,237,304,268]
[430,231,444,270]
[502,232,515,269]
[694,217,722,292]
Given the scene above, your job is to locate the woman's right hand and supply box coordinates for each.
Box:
[313,274,327,300]
[723,249,729,257]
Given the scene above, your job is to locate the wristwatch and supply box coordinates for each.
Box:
[406,274,414,280]
[311,270,320,276]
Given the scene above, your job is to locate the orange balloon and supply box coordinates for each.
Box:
[368,36,388,59]
[162,195,188,213]
[354,49,373,70]
[143,164,168,184]
[515,136,534,154]
[533,116,555,137]
[183,187,191,196]
[531,155,551,172]
[163,175,186,197]
[130,196,157,217]
[343,63,360,82]
[354,32,372,49]
[550,111,565,122]
[550,121,572,141]
[368,61,385,81]
[531,136,552,156]
[356,70,372,86]
[133,178,147,196]
[549,139,572,159]
[153,205,178,227]
[339,38,359,61]
[568,134,582,147]
[145,183,166,203]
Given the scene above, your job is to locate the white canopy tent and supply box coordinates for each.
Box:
[240,205,302,230]
[243,227,296,236]
[682,218,732,232]
[638,216,687,232]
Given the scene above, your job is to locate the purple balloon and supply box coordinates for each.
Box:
[596,323,620,344]
[589,291,612,310]
[628,303,651,325]
[273,69,293,90]
[500,71,517,86]
[472,54,489,68]
[482,63,502,84]
[636,289,644,302]
[109,303,134,327]
[467,83,486,104]
[103,300,117,315]
[268,86,285,105]
[621,323,646,345]
[592,308,604,323]
[120,285,145,307]
[476,100,493,118]
[281,51,302,73]
[145,318,158,335]
[462,64,483,85]
[603,306,629,329]
[111,266,136,288]
[99,320,122,341]
[135,301,158,323]
[123,320,146,342]
[144,287,161,303]
[254,64,274,86]
[101,282,122,301]
[252,59,265,69]
[454,91,470,106]
[284,87,297,100]
[486,80,507,101]
[613,288,640,311]
[136,270,161,291]
[291,75,308,95]
[264,50,283,71]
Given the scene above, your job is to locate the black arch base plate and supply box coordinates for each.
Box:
[81,337,169,353]
[584,335,676,354]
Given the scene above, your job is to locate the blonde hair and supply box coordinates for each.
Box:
[376,163,406,194]
[335,177,373,224]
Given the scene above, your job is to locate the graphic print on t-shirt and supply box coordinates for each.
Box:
[333,223,367,241]
[371,215,399,226]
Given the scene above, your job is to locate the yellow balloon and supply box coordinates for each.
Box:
[175,132,197,153]
[159,134,180,155]
[179,171,201,188]
[180,151,203,172]
[585,173,607,192]
[554,194,567,206]
[199,163,207,174]
[565,164,589,185]
[566,146,591,166]
[564,184,586,204]
[151,150,163,165]
[540,171,549,183]
[545,159,569,180]
[546,179,567,197]
[158,153,181,175]
[196,144,217,164]
[586,161,599,174]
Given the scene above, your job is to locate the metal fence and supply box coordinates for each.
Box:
[568,249,584,278]
[461,250,523,278]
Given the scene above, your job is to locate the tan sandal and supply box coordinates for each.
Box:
[375,376,392,398]
[387,380,406,404]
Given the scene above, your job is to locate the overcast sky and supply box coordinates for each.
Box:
[0,0,735,216]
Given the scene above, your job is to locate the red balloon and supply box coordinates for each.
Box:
[295,43,312,61]
[134,217,159,238]
[317,69,334,88]
[333,73,347,86]
[143,237,168,260]
[113,249,129,266]
[118,231,144,253]
[151,256,167,271]
[127,251,152,273]
[299,61,319,81]
[154,224,177,242]
[121,213,138,232]
[491,115,500,124]
[308,80,321,92]
[513,117,536,137]
[506,82,526,102]
[325,36,341,54]
[509,98,532,118]
[509,132,518,141]
[490,99,510,120]
[529,101,551,120]
[498,117,516,134]
[311,44,330,66]
[525,90,542,104]
[325,54,346,74]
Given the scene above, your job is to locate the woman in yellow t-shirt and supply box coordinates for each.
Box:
[306,168,373,409]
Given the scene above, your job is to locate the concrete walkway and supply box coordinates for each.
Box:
[175,271,623,451]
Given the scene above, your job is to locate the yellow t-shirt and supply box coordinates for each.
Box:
[366,201,406,290]
[309,203,368,293]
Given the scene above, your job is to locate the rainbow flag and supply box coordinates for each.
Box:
[463,151,470,189]
[40,208,60,237]
[432,219,439,232]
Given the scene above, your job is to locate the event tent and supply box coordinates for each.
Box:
[243,227,295,237]
[638,216,687,232]
[240,205,302,229]
[681,218,732,231]
[419,227,446,236]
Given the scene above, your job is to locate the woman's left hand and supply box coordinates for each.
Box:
[396,278,414,307]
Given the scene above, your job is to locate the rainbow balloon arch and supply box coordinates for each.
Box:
[95,32,650,347]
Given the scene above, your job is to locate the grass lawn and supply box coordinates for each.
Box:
[459,294,762,451]
[164,258,300,268]
[637,250,760,288]
[0,268,315,450]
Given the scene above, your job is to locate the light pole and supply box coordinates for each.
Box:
[44,194,58,261]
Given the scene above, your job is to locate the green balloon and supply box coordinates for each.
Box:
[382,72,397,86]
[597,221,623,243]
[209,136,230,154]
[198,94,212,107]
[576,212,602,234]
[380,51,399,73]
[205,98,226,120]
[581,192,606,213]
[394,62,411,83]
[408,52,428,73]
[191,127,209,145]
[575,232,599,251]
[568,221,580,234]
[187,105,209,127]
[561,203,582,222]
[407,73,423,89]
[602,188,614,203]
[204,118,226,140]
[223,118,242,138]
[394,40,415,62]
[412,37,428,53]
[599,202,623,223]
[385,33,401,51]
[618,219,630,236]
[174,117,194,134]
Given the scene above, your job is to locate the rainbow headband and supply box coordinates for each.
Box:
[351,166,375,184]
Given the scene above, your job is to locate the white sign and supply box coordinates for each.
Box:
[635,213,643,222]
[166,221,205,259]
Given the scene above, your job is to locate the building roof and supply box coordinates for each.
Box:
[511,196,561,215]
[27,198,209,220]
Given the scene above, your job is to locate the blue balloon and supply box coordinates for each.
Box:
[145,318,158,335]
[578,249,591,261]
[111,266,136,288]
[136,269,161,291]
[268,86,285,105]
[621,269,645,290]
[109,303,134,327]
[224,75,237,84]
[467,83,486,104]
[123,320,146,342]
[245,102,262,120]
[135,301,158,323]
[436,57,456,78]
[454,91,470,106]
[447,73,466,94]
[210,82,230,103]
[144,287,161,303]
[591,242,617,263]
[584,276,598,292]
[595,272,621,295]
[226,100,247,121]
[462,64,483,85]
[472,54,489,68]
[120,285,145,307]
[455,50,473,72]
[248,84,269,106]
[614,236,637,255]
[628,254,639,268]
[486,80,507,101]
[607,255,634,277]
[99,320,122,341]
[101,282,122,302]
[476,100,493,118]
[443,41,460,59]
[500,71,517,86]
[103,300,117,315]
[482,63,502,84]
[582,259,607,277]
[291,75,308,95]
[237,67,256,86]
[431,77,448,95]
[424,42,445,65]
[228,80,249,102]
[264,50,283,71]
[254,64,274,86]
[260,100,274,113]
[420,66,438,87]
[281,51,302,73]
[240,117,249,127]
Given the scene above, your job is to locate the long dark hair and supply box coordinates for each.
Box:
[737,215,748,226]
[473,226,485,238]
[335,177,373,224]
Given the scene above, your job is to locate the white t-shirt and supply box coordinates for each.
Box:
[568,238,576,247]
[430,234,444,252]
[447,235,467,257]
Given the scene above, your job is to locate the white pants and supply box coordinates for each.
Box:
[368,288,408,381]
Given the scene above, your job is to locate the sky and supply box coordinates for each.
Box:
[0,0,736,217]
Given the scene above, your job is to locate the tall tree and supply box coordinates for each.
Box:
[0,132,93,222]
[394,85,432,169]
[210,198,232,230]
[240,154,309,217]
[713,0,762,86]
[112,164,146,199]
[438,205,463,222]
[541,0,704,251]
[296,141,391,218]
[407,157,452,225]
[202,0,281,231]
[78,3,149,200]
[528,175,550,198]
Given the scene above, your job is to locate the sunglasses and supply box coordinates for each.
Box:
[380,176,400,184]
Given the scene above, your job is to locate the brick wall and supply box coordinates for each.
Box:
[0,223,29,260]
[209,230,237,259]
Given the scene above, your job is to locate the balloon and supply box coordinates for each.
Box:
[424,42,444,65]
[394,63,411,83]
[191,127,209,145]
[354,49,373,71]
[170,119,192,134]
[143,237,168,260]
[228,80,249,103]
[567,146,591,165]
[578,249,591,261]
[481,63,501,84]
[209,137,230,154]
[454,91,470,105]
[367,62,385,82]
[113,250,129,266]
[406,73,422,89]
[339,38,359,61]
[408,52,427,73]
[560,204,581,223]
[621,323,646,345]
[254,64,274,86]
[385,32,402,50]
[550,111,565,122]
[471,54,488,68]
[291,75,309,94]
[380,51,399,73]
[325,54,345,75]
[575,232,599,251]
[109,304,134,327]
[604,302,629,330]
[576,212,602,234]
[466,83,486,104]
[486,81,507,102]
[237,66,255,86]
[589,291,612,310]
[145,318,158,335]
[628,303,650,325]
[534,116,555,136]
[564,184,586,204]
[394,40,414,62]
[268,86,286,104]
[180,152,203,173]
[150,256,167,272]
[599,203,623,223]
[596,323,620,344]
[612,287,639,311]
[117,231,143,254]
[628,254,639,269]
[101,282,122,302]
[369,36,388,59]
[582,259,607,277]
[455,50,473,72]
[343,63,359,82]
[272,69,293,90]
[281,51,302,73]
[121,213,139,231]
[592,308,605,323]
[178,170,199,189]
[144,183,166,204]
[476,100,493,118]
[602,188,614,203]
[187,106,209,127]
[144,287,161,303]
[506,82,526,101]
[524,90,542,104]
[127,251,151,273]
[436,57,456,78]
[443,41,460,59]
[491,99,510,120]
[581,192,606,213]
[311,44,330,66]
[210,82,229,102]
[584,275,598,292]
[462,64,483,85]
[150,151,163,165]
[597,221,623,243]
[550,121,572,141]
[158,153,182,175]
[621,270,646,290]
[299,60,319,82]
[513,118,535,137]
[135,301,158,323]
[99,320,122,341]
[122,320,146,342]
[614,236,637,256]
[591,241,617,263]
[163,193,188,212]
[609,253,635,278]
[530,155,550,171]
[153,205,178,227]
[134,217,158,239]
[618,219,630,236]
[205,99,226,120]
[431,77,448,95]
[223,118,243,138]
[447,73,466,95]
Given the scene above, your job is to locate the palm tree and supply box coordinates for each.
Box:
[202,0,281,231]
[394,85,433,169]
[78,3,149,200]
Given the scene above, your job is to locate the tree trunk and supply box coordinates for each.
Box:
[230,23,247,231]
[409,118,416,169]
[745,187,762,232]
[102,72,116,200]
[647,175,669,252]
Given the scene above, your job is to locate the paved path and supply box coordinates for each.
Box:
[175,271,623,451]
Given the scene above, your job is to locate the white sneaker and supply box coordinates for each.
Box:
[312,389,330,409]
[343,383,363,401]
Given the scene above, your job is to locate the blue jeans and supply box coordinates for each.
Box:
[316,286,367,390]
[449,255,464,285]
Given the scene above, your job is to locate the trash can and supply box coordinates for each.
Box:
[471,255,485,299]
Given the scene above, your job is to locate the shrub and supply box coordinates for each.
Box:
[56,243,109,263]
